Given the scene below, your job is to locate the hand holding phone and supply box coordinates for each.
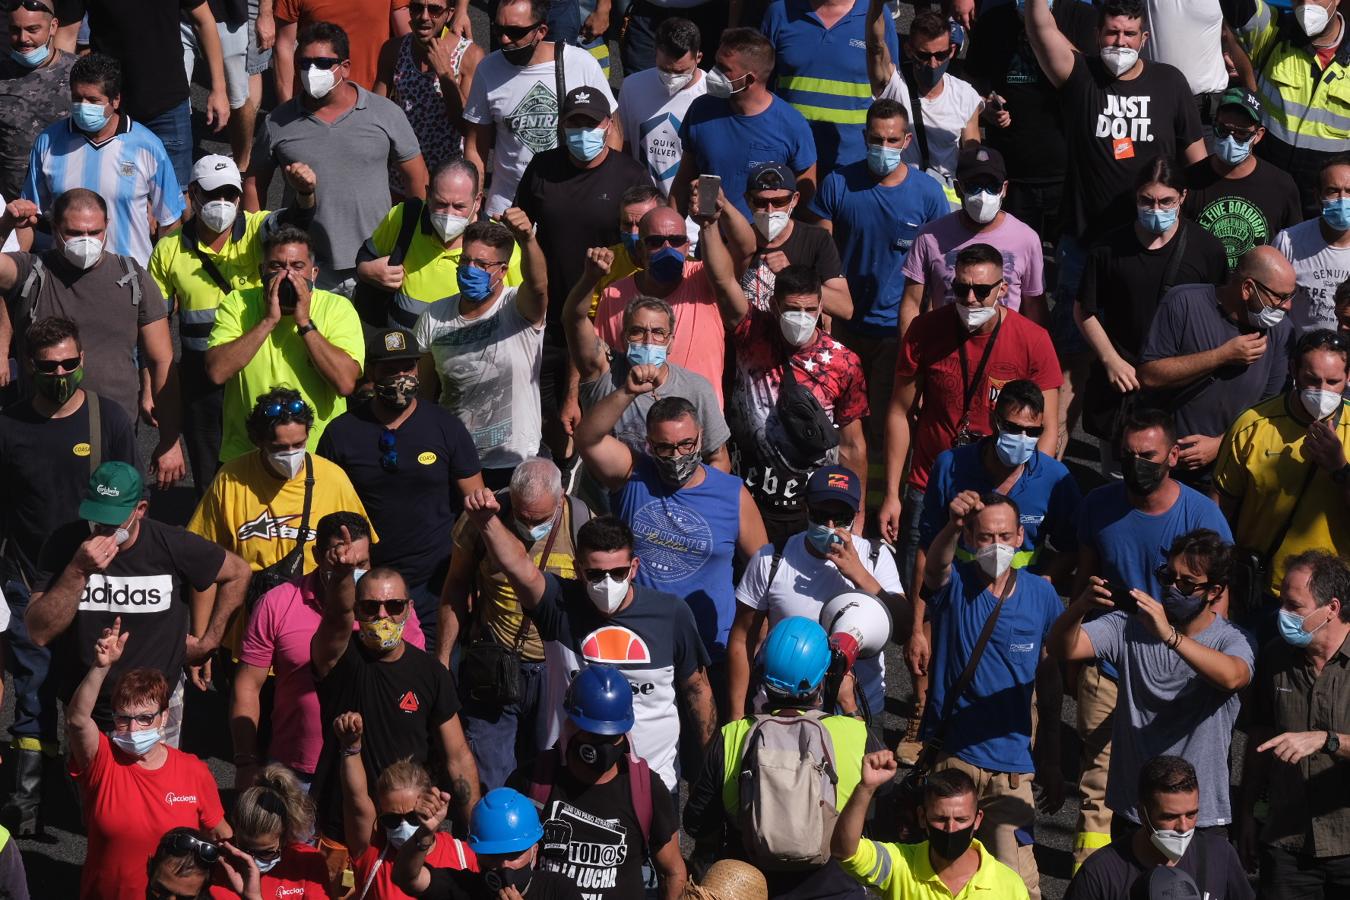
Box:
[1104,581,1140,614]
[696,174,721,220]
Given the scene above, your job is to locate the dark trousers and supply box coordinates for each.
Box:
[1259,845,1350,900]
[180,349,223,495]
[461,659,547,791]
[621,0,727,75]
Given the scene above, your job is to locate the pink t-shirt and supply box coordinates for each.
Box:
[238,573,425,774]
[900,212,1045,312]
[594,260,727,405]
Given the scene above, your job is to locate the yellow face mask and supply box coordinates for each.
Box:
[358,617,404,651]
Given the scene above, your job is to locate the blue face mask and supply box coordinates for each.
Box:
[456,264,494,302]
[515,517,553,543]
[111,727,162,757]
[806,522,845,554]
[866,143,904,178]
[622,231,641,258]
[1324,198,1350,232]
[565,126,607,162]
[994,431,1037,467]
[10,43,50,68]
[1138,207,1178,234]
[1278,607,1329,647]
[71,100,110,134]
[627,342,668,368]
[647,246,685,283]
[1214,133,1253,167]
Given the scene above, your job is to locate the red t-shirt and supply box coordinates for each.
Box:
[352,832,476,900]
[896,305,1061,491]
[209,844,329,900]
[75,733,225,900]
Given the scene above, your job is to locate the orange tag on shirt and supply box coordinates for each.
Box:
[1113,137,1135,160]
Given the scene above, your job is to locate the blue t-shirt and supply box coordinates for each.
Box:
[678,94,817,219]
[921,563,1062,773]
[919,441,1082,569]
[809,161,950,334]
[613,457,743,660]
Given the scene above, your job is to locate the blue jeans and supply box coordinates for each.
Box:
[3,578,57,749]
[546,0,582,44]
[462,660,547,791]
[897,485,926,592]
[1050,234,1090,357]
[141,98,193,190]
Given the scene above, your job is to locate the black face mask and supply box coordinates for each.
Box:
[572,738,624,774]
[495,31,539,66]
[926,821,976,861]
[483,864,533,892]
[1121,455,1167,495]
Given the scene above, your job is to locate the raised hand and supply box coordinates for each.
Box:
[93,616,129,669]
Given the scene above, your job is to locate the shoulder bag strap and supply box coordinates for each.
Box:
[86,390,102,476]
[555,40,568,147]
[389,198,425,268]
[507,504,564,652]
[901,65,931,171]
[183,223,233,296]
[292,455,316,568]
[116,255,141,307]
[626,753,654,849]
[955,310,1005,432]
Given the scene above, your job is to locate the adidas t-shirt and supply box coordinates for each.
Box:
[529,577,709,791]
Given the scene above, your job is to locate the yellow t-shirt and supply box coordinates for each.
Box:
[1213,393,1350,594]
[590,241,641,318]
[207,286,365,462]
[841,838,1029,900]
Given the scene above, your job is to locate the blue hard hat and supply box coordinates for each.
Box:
[565,664,635,735]
[760,617,832,697]
[468,788,543,855]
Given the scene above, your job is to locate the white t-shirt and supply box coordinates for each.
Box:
[617,66,709,196]
[881,69,982,196]
[1142,0,1227,95]
[735,533,903,712]
[1273,219,1350,333]
[463,45,617,216]
[413,287,544,469]
[1,193,18,252]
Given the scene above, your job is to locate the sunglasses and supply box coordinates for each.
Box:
[806,508,852,527]
[113,711,162,728]
[263,398,308,419]
[32,356,80,373]
[159,831,220,865]
[1155,564,1212,595]
[583,565,631,583]
[998,420,1044,438]
[14,0,55,13]
[379,428,398,472]
[952,280,1002,300]
[642,233,690,250]
[240,845,282,863]
[356,598,410,618]
[911,45,954,65]
[408,1,447,15]
[297,56,344,70]
[1297,330,1348,354]
[378,812,421,831]
[1213,122,1258,142]
[497,21,542,42]
[748,193,795,210]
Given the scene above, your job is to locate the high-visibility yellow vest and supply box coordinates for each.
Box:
[1240,0,1350,152]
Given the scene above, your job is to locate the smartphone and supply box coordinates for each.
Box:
[696,174,721,219]
[985,93,1004,112]
[1104,581,1139,614]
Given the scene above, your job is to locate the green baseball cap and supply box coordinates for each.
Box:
[79,461,144,525]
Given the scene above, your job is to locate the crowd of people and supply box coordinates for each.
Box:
[0,0,1348,898]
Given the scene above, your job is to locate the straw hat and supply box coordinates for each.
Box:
[683,860,769,900]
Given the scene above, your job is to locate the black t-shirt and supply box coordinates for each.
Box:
[1183,158,1304,269]
[316,400,481,587]
[964,1,1099,182]
[0,394,137,578]
[426,866,583,900]
[55,0,202,119]
[35,518,225,725]
[1060,55,1203,243]
[514,146,653,332]
[312,641,461,837]
[1063,831,1254,900]
[1078,221,1229,357]
[742,223,843,311]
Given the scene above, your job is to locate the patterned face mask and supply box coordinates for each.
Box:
[358,617,404,651]
[375,373,419,410]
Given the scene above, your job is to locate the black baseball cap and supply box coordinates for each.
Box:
[561,86,609,124]
[367,328,421,363]
[747,161,795,193]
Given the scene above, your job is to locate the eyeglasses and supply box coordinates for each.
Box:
[748,193,795,210]
[497,21,543,42]
[998,419,1045,438]
[648,437,699,457]
[158,831,221,865]
[377,812,421,831]
[297,56,344,70]
[583,565,631,582]
[911,45,954,65]
[952,280,1002,300]
[625,325,671,344]
[356,598,410,619]
[642,233,690,250]
[1137,194,1180,211]
[464,256,509,272]
[1250,279,1296,308]
[113,711,162,728]
[263,398,308,419]
[379,428,398,472]
[1155,564,1213,596]
[1213,122,1258,142]
[408,1,447,15]
[32,356,80,373]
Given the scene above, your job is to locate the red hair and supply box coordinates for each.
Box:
[111,668,169,712]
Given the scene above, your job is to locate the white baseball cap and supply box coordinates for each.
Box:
[190,154,242,191]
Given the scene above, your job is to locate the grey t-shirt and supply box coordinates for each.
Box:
[1083,610,1256,827]
[1139,284,1294,438]
[252,84,421,271]
[580,356,732,457]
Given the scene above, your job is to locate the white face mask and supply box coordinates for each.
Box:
[753,209,791,242]
[955,302,997,332]
[1301,387,1343,419]
[585,573,630,614]
[1296,1,1332,36]
[1099,45,1139,77]
[430,211,470,243]
[963,189,1002,225]
[267,447,306,480]
[1248,303,1286,331]
[386,820,419,849]
[62,235,103,270]
[198,199,238,233]
[975,542,1016,580]
[255,855,281,874]
[113,525,133,546]
[1145,811,1195,863]
[301,66,338,99]
[658,68,694,95]
[779,309,819,346]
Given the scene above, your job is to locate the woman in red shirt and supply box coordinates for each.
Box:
[68,618,230,900]
[211,765,329,899]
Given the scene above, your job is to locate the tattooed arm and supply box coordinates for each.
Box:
[438,716,481,833]
[681,668,717,753]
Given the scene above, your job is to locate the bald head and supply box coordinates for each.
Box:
[638,206,686,238]
[1237,245,1296,295]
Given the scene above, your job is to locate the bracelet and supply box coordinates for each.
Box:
[342,745,362,757]
[1167,627,1183,651]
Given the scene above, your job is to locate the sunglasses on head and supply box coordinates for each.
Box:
[998,419,1044,438]
[298,56,344,70]
[642,233,690,250]
[263,398,308,419]
[378,812,421,831]
[14,0,55,13]
[379,428,398,472]
[32,356,80,373]
[356,598,409,618]
[159,831,220,865]
[583,565,630,583]
[497,21,542,42]
[952,280,1002,301]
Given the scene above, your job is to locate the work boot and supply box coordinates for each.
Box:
[0,747,43,836]
[896,700,926,766]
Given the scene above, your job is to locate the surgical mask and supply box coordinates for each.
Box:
[1121,455,1167,495]
[374,373,419,410]
[62,235,103,270]
[1323,198,1350,232]
[1214,133,1254,166]
[301,66,337,99]
[1248,302,1286,331]
[70,100,109,133]
[926,822,976,860]
[1099,46,1139,77]
[753,209,791,242]
[963,189,1002,225]
[806,523,845,554]
[626,342,668,368]
[515,517,554,543]
[358,617,405,651]
[267,448,306,480]
[1296,1,1331,36]
[113,523,133,546]
[430,211,470,243]
[198,199,238,233]
[586,572,629,614]
[621,231,642,257]
[565,126,607,162]
[254,855,281,874]
[385,820,419,849]
[33,366,83,405]
[866,143,904,177]
[955,302,996,332]
[658,68,693,95]
[1301,387,1343,420]
[647,246,685,283]
[111,728,161,757]
[913,58,949,93]
[457,264,495,302]
[704,67,747,99]
[1278,607,1330,647]
[779,309,819,346]
[975,542,1015,580]
[1162,585,1208,626]
[10,43,50,68]
[572,739,624,774]
[654,449,700,487]
[1145,811,1194,864]
[994,431,1037,467]
[1138,207,1178,235]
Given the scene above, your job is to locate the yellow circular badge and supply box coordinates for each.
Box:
[73,442,91,457]
[417,451,438,465]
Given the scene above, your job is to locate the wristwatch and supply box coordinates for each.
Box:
[296,322,318,337]
[1333,464,1350,486]
[1326,731,1341,755]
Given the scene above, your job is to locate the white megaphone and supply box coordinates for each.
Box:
[819,591,892,671]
